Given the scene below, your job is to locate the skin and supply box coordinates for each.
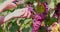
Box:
[4,8,31,22]
[0,0,24,13]
[0,0,31,25]
[0,6,31,25]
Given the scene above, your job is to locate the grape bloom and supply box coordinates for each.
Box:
[32,2,49,32]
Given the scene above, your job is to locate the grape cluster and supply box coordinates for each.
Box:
[32,14,46,32]
[32,2,48,32]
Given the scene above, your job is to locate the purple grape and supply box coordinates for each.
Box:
[32,2,48,32]
[32,14,46,32]
[32,14,42,32]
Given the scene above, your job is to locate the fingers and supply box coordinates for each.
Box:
[21,8,31,18]
[13,8,32,18]
[27,11,31,18]
[22,8,28,18]
[3,8,31,22]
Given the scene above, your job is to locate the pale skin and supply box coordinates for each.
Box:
[0,0,24,13]
[4,8,31,22]
[0,0,31,24]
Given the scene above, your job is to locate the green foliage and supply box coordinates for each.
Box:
[36,4,45,13]
[45,17,58,26]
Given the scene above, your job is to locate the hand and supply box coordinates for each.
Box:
[4,8,31,22]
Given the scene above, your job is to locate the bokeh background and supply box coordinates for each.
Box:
[0,0,60,32]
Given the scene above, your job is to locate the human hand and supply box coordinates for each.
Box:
[4,8,31,22]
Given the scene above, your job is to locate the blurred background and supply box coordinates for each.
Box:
[0,0,60,32]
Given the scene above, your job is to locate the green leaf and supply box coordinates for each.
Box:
[20,18,32,30]
[17,4,24,9]
[40,0,45,3]
[0,26,4,32]
[45,17,58,26]
[50,9,55,17]
[22,26,32,32]
[9,23,19,32]
[36,4,45,13]
[48,0,54,9]
[38,26,47,32]
[24,18,32,24]
[56,0,60,4]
